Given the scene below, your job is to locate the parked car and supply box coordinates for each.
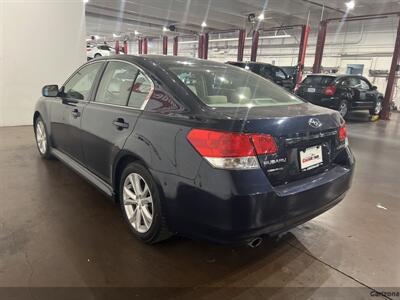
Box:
[87,44,116,59]
[226,61,295,91]
[279,66,298,85]
[34,56,354,245]
[296,74,383,118]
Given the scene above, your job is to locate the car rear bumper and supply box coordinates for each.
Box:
[154,148,355,244]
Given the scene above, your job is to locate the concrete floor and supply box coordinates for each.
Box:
[1,113,399,300]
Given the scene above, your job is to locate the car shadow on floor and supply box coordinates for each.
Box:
[13,154,370,299]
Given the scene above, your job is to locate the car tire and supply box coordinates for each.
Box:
[370,98,382,116]
[119,162,172,244]
[34,116,52,159]
[338,100,349,118]
[94,53,101,58]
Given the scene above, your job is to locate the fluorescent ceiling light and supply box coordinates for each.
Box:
[257,13,265,21]
[201,21,207,27]
[83,0,89,3]
[162,26,168,32]
[134,30,140,35]
[113,33,121,38]
[345,0,355,10]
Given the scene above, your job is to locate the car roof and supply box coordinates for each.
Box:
[95,54,235,69]
[227,61,275,67]
[307,73,365,79]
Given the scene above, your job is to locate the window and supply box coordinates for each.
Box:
[128,72,153,109]
[260,66,274,79]
[303,75,335,86]
[64,63,102,101]
[347,77,361,88]
[360,79,371,90]
[168,64,303,108]
[98,45,111,51]
[274,67,287,80]
[95,62,139,106]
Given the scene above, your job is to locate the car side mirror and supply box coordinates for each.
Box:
[42,85,59,97]
[372,86,378,90]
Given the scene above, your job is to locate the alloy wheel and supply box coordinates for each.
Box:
[123,173,153,233]
[36,120,47,154]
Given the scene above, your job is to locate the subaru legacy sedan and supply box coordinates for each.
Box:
[34,55,354,244]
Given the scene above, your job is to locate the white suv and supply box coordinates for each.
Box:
[87,45,116,59]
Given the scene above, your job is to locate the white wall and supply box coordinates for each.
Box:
[0,0,86,127]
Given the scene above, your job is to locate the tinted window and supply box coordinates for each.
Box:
[274,67,287,80]
[64,63,102,100]
[168,64,303,108]
[98,45,111,51]
[302,76,335,86]
[260,66,273,79]
[95,61,138,106]
[128,72,153,109]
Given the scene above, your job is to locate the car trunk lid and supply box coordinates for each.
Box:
[211,103,344,186]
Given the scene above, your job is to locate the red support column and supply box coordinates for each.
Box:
[138,39,143,54]
[143,38,148,54]
[203,33,209,59]
[381,17,400,120]
[173,36,178,56]
[123,40,128,54]
[237,29,246,62]
[250,30,259,62]
[115,40,120,55]
[296,24,311,87]
[162,36,168,55]
[198,34,204,58]
[313,20,328,73]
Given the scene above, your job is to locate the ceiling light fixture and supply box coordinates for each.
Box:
[162,26,168,32]
[113,33,121,38]
[257,13,265,21]
[134,30,140,35]
[83,0,89,3]
[345,0,355,10]
[201,21,207,27]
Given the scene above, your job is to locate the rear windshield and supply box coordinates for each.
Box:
[167,64,303,108]
[302,75,335,86]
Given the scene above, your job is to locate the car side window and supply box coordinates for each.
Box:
[95,61,139,106]
[128,72,153,109]
[63,63,102,101]
[360,79,371,90]
[274,67,287,80]
[260,66,273,79]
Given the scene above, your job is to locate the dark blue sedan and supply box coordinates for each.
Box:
[33,55,355,244]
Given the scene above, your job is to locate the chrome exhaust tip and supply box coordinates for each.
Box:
[247,237,263,248]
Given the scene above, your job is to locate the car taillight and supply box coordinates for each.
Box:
[339,124,347,142]
[324,85,337,96]
[187,129,278,170]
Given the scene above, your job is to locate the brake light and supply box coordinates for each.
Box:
[187,129,277,169]
[325,85,337,96]
[339,124,347,142]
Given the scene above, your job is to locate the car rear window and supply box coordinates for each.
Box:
[302,75,335,86]
[166,64,304,108]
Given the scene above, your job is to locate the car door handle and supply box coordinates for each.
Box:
[71,108,81,118]
[113,118,129,130]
